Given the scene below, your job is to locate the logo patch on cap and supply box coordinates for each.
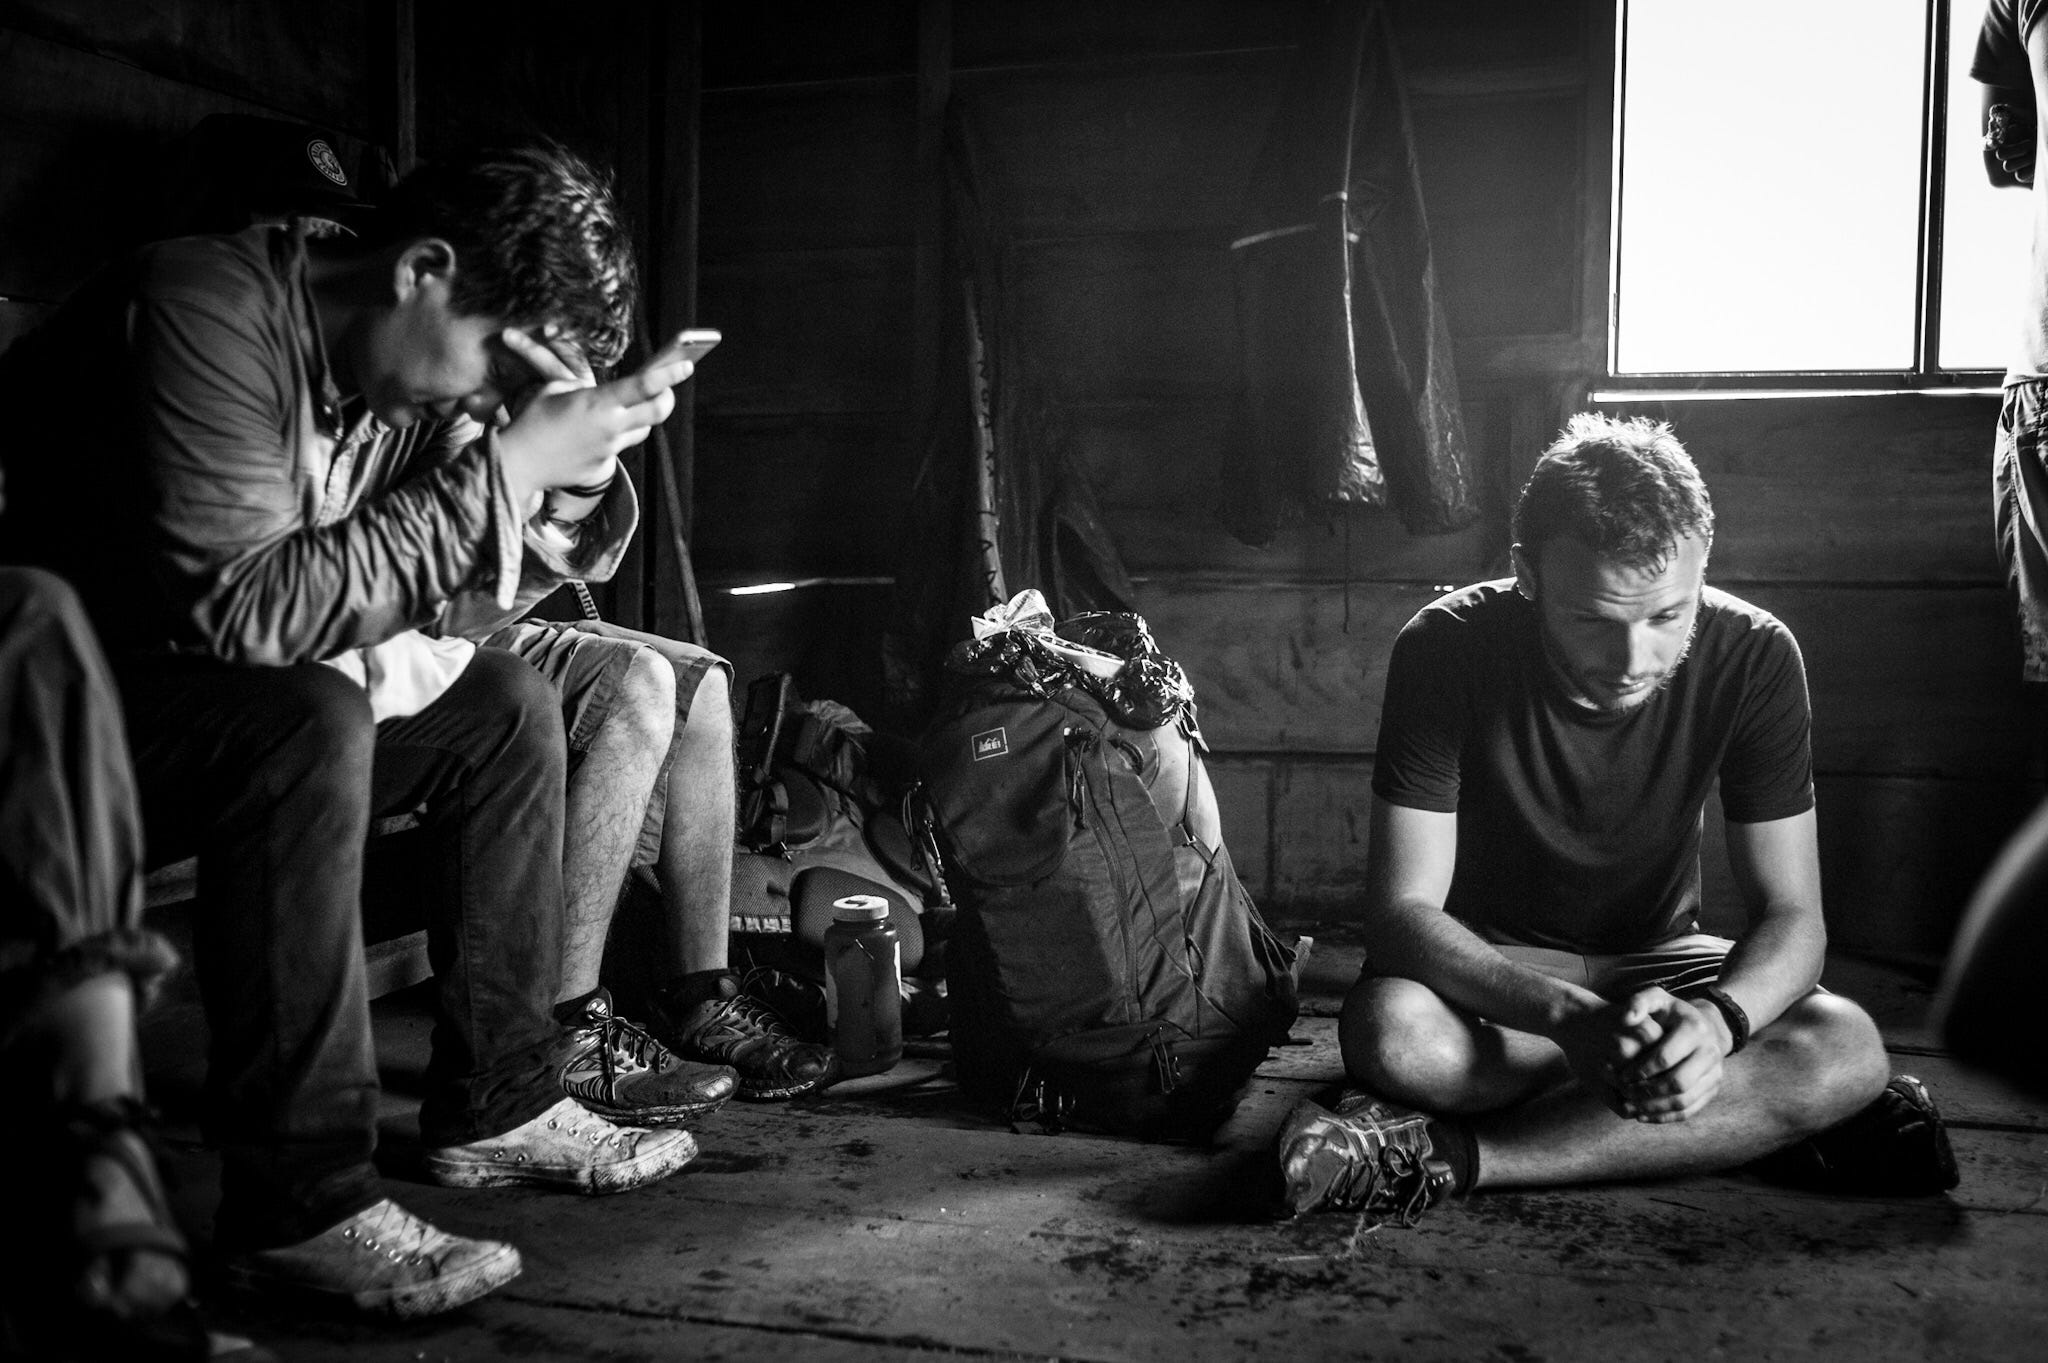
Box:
[971,727,1009,761]
[306,139,348,186]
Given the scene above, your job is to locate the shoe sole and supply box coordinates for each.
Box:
[423,1128,699,1195]
[221,1241,522,1320]
[737,1073,831,1101]
[574,1092,733,1125]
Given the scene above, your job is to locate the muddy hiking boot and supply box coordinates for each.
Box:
[651,970,835,1100]
[1751,1074,1960,1196]
[1277,1089,1455,1225]
[558,987,737,1126]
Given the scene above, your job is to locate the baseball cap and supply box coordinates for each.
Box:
[169,113,381,234]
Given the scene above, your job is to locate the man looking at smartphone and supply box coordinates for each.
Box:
[0,144,700,1318]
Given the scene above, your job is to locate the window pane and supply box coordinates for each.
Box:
[1615,0,1927,374]
[1940,0,2034,371]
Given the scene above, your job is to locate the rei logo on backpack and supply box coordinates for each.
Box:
[915,604,1299,1140]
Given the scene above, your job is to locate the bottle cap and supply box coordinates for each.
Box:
[831,894,891,922]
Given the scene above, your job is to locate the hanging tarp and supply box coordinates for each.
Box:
[1223,0,1477,543]
[883,107,1138,728]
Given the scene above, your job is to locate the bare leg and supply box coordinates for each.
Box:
[641,663,830,1101]
[23,973,139,1105]
[658,666,734,975]
[13,974,187,1315]
[1341,975,1569,1114]
[1341,974,1892,1189]
[558,649,674,1002]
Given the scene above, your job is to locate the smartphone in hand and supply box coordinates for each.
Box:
[654,328,721,366]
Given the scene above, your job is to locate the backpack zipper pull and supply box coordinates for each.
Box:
[1151,1036,1181,1094]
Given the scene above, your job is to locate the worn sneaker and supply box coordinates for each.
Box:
[220,1199,520,1319]
[422,1096,697,1195]
[1751,1074,1960,1196]
[1276,1090,1455,1224]
[654,972,835,1100]
[561,989,738,1125]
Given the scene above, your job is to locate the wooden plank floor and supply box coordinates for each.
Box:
[143,939,2048,1363]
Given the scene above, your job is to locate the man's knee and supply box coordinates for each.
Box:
[250,666,377,786]
[681,664,731,747]
[0,565,81,630]
[605,648,677,753]
[461,648,568,773]
[1758,992,1891,1129]
[1339,975,1462,1092]
[671,664,733,796]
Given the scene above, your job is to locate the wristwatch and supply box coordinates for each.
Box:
[1698,984,1750,1055]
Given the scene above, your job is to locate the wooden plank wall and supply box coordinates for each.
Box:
[694,0,2036,963]
[690,1,1588,895]
[0,1,379,350]
[407,0,694,636]
[10,3,2021,965]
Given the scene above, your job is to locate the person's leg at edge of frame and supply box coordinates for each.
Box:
[0,568,203,1353]
[1994,378,2048,774]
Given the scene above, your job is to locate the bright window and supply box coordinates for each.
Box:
[1612,0,2032,379]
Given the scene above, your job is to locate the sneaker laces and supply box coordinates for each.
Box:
[341,1202,441,1268]
[543,1100,639,1151]
[578,1012,676,1082]
[1323,1140,1435,1228]
[1380,1147,1437,1228]
[707,988,798,1044]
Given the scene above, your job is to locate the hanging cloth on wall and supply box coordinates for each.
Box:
[1222,0,1477,544]
[883,105,1138,729]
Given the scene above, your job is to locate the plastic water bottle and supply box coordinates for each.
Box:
[823,895,903,1076]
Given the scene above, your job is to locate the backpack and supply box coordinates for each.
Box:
[735,673,890,857]
[915,627,1298,1140]
[727,674,948,1036]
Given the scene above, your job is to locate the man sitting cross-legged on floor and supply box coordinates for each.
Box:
[482,607,835,1108]
[1280,413,1956,1223]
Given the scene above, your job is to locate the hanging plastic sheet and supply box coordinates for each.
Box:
[1223,0,1477,543]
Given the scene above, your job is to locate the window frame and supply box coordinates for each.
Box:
[1603,0,2000,392]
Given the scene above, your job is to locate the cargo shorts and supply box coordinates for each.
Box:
[1995,378,2048,682]
[486,617,730,866]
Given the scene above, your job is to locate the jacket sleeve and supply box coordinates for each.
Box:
[128,278,522,666]
[436,471,641,640]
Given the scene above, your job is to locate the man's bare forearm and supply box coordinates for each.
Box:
[1707,902,1825,1034]
[1365,896,1605,1041]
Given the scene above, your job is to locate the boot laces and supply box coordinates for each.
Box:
[1327,1140,1434,1227]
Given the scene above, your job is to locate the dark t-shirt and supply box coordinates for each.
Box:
[1973,0,2046,89]
[1371,580,1814,953]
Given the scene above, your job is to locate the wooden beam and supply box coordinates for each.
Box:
[911,0,953,463]
[652,0,705,643]
[388,0,415,173]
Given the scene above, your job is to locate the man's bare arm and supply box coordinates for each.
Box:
[1362,796,1610,1042]
[1709,807,1829,1038]
[1983,83,2036,188]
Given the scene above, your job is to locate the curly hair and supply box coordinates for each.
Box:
[1512,413,1715,570]
[367,144,637,369]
